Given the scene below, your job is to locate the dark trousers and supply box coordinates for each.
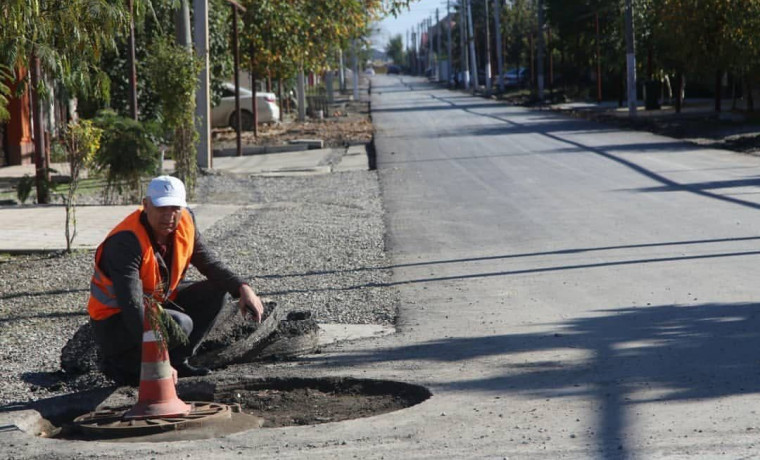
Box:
[91,280,228,385]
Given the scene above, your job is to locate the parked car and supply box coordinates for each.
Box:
[211,82,280,130]
[503,67,528,87]
[386,64,401,74]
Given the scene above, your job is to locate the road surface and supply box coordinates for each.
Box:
[367,74,760,458]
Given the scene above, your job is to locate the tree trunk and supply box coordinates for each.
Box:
[675,70,683,113]
[30,52,49,204]
[251,65,258,137]
[746,76,754,112]
[277,78,283,121]
[714,69,722,113]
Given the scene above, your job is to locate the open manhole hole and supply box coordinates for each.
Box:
[210,376,431,428]
[34,376,430,442]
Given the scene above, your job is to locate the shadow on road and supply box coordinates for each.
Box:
[376,86,760,212]
[363,77,760,456]
[313,301,760,456]
[418,92,760,212]
[259,235,760,281]
[259,234,760,297]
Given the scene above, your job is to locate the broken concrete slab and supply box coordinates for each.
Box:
[194,305,319,368]
[213,144,309,157]
[212,148,341,176]
[61,300,320,381]
[334,148,369,172]
[318,323,395,346]
[345,144,367,156]
[287,139,324,149]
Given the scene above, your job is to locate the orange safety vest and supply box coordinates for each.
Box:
[87,208,195,321]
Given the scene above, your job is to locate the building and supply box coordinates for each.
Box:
[1,67,34,167]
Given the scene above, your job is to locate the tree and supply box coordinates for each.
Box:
[146,38,203,196]
[61,120,102,253]
[92,110,160,203]
[386,34,405,65]
[238,0,422,81]
[95,0,235,119]
[0,64,11,122]
[725,0,760,111]
[646,0,734,112]
[0,0,128,203]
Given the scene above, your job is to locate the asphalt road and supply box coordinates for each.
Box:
[371,74,760,458]
[8,75,760,459]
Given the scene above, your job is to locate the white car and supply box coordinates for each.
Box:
[211,82,280,130]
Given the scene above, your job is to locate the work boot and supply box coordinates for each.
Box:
[174,359,211,378]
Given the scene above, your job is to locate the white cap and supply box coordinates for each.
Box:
[146,175,187,208]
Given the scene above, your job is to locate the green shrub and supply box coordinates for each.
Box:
[16,175,33,204]
[49,141,67,163]
[146,38,202,198]
[62,119,102,252]
[92,110,160,203]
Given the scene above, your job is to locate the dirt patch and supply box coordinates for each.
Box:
[575,111,760,154]
[218,387,405,427]
[212,99,373,150]
[545,101,760,155]
[29,377,430,441]
[491,87,760,156]
[211,377,431,428]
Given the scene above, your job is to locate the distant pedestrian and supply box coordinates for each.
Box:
[86,175,264,385]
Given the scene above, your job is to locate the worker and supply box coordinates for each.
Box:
[86,175,264,385]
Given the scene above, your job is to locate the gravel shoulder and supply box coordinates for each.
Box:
[0,166,396,408]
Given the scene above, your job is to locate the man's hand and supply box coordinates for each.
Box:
[238,284,264,323]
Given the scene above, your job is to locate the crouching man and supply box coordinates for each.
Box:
[87,175,264,385]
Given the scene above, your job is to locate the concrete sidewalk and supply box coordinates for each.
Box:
[550,97,752,121]
[0,145,368,253]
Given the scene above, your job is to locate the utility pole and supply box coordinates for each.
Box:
[424,18,427,73]
[428,17,433,74]
[249,41,258,138]
[624,0,637,116]
[127,0,138,121]
[193,0,211,169]
[460,0,469,89]
[436,8,441,81]
[297,67,306,121]
[411,30,417,75]
[352,39,359,101]
[447,0,453,86]
[175,0,191,47]
[536,0,545,101]
[493,0,504,92]
[339,49,346,92]
[417,22,422,74]
[595,12,602,102]
[406,29,410,70]
[466,0,479,93]
[231,4,242,155]
[484,0,492,93]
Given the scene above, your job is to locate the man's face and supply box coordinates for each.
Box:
[143,198,182,240]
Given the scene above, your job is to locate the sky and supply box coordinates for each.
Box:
[373,0,452,49]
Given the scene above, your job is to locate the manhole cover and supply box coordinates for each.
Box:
[32,376,430,441]
[73,402,233,437]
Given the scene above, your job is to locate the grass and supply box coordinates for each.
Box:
[0,174,141,205]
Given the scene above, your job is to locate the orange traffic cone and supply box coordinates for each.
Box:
[123,302,191,420]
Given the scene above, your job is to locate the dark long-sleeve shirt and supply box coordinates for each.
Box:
[97,210,245,338]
